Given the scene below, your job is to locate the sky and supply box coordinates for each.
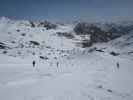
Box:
[0,0,133,22]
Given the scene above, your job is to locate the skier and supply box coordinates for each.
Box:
[116,62,120,69]
[32,60,36,67]
[57,61,59,68]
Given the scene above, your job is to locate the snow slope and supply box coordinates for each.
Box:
[0,17,133,100]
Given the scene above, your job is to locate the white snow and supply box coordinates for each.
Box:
[0,18,133,100]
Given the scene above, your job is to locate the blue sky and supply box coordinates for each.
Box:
[0,0,133,22]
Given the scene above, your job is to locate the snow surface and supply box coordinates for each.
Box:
[0,18,133,100]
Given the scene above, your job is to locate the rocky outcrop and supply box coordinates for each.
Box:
[74,22,133,48]
[38,20,57,29]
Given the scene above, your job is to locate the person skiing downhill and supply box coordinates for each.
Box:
[116,62,120,69]
[32,60,36,67]
[57,61,59,68]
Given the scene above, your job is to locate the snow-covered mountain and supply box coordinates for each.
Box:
[0,17,133,100]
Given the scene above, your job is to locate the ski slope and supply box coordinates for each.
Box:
[0,17,133,100]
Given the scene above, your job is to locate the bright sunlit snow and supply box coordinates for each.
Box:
[0,17,133,100]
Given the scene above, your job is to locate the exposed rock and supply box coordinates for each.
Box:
[39,56,45,59]
[96,49,104,52]
[38,20,57,29]
[16,29,20,32]
[56,32,74,39]
[21,33,26,36]
[29,41,40,46]
[29,21,36,28]
[110,51,120,56]
[3,50,7,54]
[74,22,133,48]
[41,56,49,60]
[0,42,9,49]
[107,89,113,93]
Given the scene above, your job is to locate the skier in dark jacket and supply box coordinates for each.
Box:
[32,60,36,67]
[57,61,59,68]
[116,62,120,69]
